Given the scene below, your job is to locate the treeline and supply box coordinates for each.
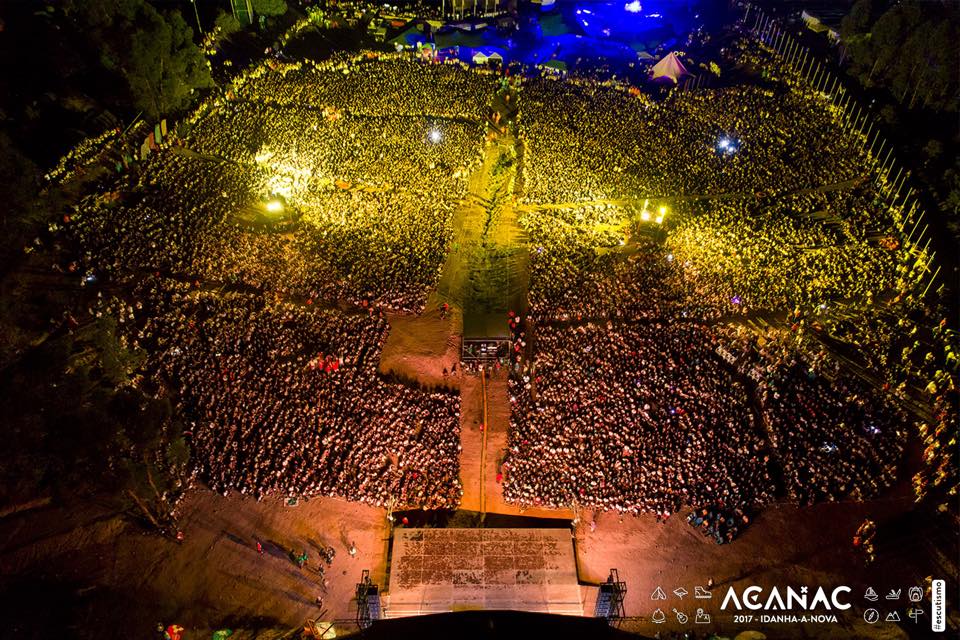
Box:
[840,0,960,233]
[0,316,189,532]
[841,0,959,112]
[61,0,214,120]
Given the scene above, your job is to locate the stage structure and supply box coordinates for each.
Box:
[462,312,512,363]
[355,569,383,630]
[387,528,583,616]
[594,568,626,626]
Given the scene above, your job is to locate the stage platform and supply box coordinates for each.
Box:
[386,528,583,617]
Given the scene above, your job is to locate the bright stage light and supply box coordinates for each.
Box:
[641,210,651,221]
[716,136,739,155]
[625,0,642,13]
[266,199,284,212]
[659,206,667,215]
[429,129,442,143]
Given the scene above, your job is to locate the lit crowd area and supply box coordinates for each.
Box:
[0,1,957,639]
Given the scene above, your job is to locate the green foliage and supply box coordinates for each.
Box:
[214,10,243,36]
[841,0,878,37]
[0,315,186,512]
[944,159,960,218]
[126,10,214,118]
[842,0,960,111]
[923,139,944,161]
[63,0,213,119]
[0,132,39,238]
[253,0,288,18]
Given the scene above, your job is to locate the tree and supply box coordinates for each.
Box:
[841,0,960,111]
[63,0,213,119]
[214,10,242,37]
[0,132,38,230]
[123,10,214,118]
[253,0,288,18]
[0,316,188,533]
[841,0,878,37]
[923,140,944,162]
[943,159,960,218]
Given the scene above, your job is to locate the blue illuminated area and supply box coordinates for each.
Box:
[716,135,740,156]
[574,1,685,45]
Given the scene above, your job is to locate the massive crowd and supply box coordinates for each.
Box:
[63,54,496,507]
[54,36,956,529]
[517,71,865,205]
[502,37,956,535]
[664,194,898,313]
[139,282,462,508]
[74,56,490,312]
[504,322,776,528]
[520,204,717,322]
[715,325,906,505]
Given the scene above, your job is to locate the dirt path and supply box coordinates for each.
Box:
[480,371,574,520]
[458,375,485,513]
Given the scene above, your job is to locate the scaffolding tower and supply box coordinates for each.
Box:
[594,568,627,626]
[355,569,382,630]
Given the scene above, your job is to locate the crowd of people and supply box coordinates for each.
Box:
[232,55,496,122]
[502,37,956,538]
[503,322,776,527]
[715,325,906,505]
[53,36,956,530]
[61,54,502,507]
[517,62,866,205]
[664,194,899,313]
[72,54,494,313]
[135,282,462,507]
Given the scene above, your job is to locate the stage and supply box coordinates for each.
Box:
[386,528,584,617]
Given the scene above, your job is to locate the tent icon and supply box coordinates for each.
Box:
[651,586,667,600]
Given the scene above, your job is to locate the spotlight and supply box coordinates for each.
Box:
[266,200,284,212]
[429,129,442,143]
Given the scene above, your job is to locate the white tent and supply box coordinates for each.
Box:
[650,52,690,84]
[472,49,503,65]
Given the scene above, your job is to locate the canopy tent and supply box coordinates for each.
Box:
[472,48,504,65]
[540,59,568,73]
[650,52,690,84]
